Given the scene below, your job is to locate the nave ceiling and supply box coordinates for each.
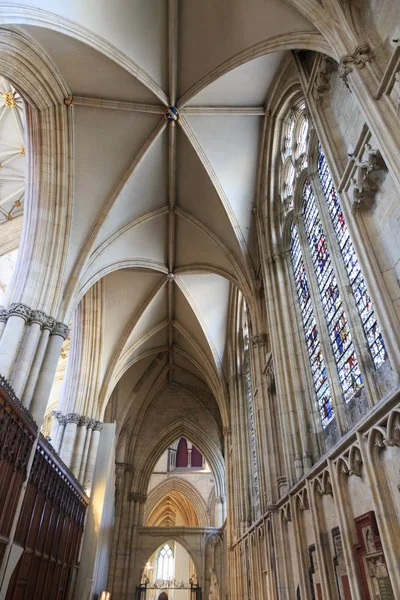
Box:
[0,0,328,430]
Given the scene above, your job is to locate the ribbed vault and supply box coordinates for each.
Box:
[145,478,209,527]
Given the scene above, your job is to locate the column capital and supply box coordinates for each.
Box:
[65,412,81,425]
[30,309,48,327]
[8,302,31,321]
[51,321,70,339]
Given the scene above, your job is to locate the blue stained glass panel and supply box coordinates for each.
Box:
[317,148,387,369]
[290,223,334,427]
[302,181,363,403]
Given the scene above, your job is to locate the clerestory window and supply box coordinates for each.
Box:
[283,101,387,428]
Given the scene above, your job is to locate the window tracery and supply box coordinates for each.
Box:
[281,100,388,429]
[157,543,174,581]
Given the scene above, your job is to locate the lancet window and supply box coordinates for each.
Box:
[157,543,174,581]
[282,100,387,428]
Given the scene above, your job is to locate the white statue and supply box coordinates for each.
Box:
[208,568,220,600]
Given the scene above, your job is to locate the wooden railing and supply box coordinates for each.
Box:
[0,376,89,599]
[0,375,37,565]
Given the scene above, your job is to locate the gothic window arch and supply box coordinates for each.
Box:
[282,100,387,428]
[156,543,174,581]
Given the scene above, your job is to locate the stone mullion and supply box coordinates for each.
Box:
[267,255,304,483]
[305,95,400,377]
[309,173,379,405]
[327,458,365,600]
[297,218,346,434]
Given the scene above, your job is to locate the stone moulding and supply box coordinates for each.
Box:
[339,44,373,91]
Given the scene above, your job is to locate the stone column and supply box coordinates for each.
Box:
[59,413,81,468]
[11,310,47,398]
[83,422,103,493]
[29,321,69,425]
[0,303,30,378]
[70,416,90,478]
[22,318,53,408]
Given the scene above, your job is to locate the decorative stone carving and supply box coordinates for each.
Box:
[43,315,56,331]
[339,44,373,91]
[222,426,231,437]
[79,416,90,427]
[0,308,7,323]
[297,489,309,511]
[350,143,386,213]
[52,321,70,339]
[8,302,31,321]
[65,413,81,425]
[165,106,179,121]
[30,309,48,327]
[313,56,336,104]
[316,470,333,496]
[251,333,268,348]
[92,420,104,432]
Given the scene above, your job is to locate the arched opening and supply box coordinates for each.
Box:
[176,438,188,468]
[142,540,197,598]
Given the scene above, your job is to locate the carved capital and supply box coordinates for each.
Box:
[43,315,56,331]
[52,321,70,339]
[339,44,373,90]
[0,308,7,323]
[65,412,81,425]
[30,309,48,327]
[8,302,31,321]
[92,420,104,432]
[79,416,90,427]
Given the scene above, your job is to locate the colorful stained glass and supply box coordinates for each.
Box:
[302,181,363,402]
[317,148,387,369]
[290,223,333,427]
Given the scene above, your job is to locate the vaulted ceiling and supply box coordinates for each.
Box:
[0,0,322,427]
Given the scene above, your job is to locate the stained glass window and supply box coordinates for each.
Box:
[157,544,174,581]
[290,223,333,427]
[302,182,363,402]
[317,148,387,368]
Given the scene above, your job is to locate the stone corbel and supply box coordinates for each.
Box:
[339,44,373,91]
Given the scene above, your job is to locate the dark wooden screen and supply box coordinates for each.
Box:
[0,375,37,566]
[6,434,89,599]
